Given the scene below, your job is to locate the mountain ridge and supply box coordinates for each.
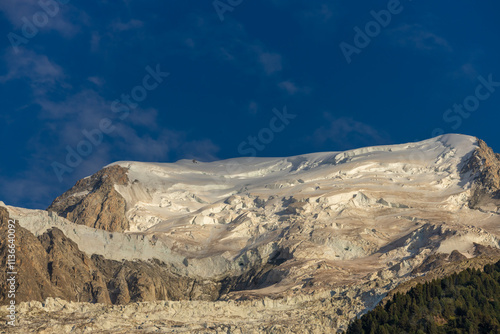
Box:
[3,134,500,332]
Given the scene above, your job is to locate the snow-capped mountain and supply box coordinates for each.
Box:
[2,134,500,333]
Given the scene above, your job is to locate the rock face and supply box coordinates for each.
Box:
[3,134,500,332]
[0,207,220,306]
[461,139,500,212]
[47,165,130,232]
[0,207,61,305]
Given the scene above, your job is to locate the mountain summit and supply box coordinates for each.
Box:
[3,134,500,332]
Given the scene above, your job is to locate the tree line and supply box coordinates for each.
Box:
[345,261,500,334]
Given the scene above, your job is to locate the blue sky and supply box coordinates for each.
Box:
[1,0,500,209]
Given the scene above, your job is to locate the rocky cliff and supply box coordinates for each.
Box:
[0,207,221,306]
[461,139,500,212]
[47,165,130,232]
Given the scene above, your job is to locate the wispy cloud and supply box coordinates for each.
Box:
[0,141,113,209]
[258,51,283,75]
[161,13,284,77]
[35,88,219,164]
[90,31,101,52]
[311,113,391,150]
[87,76,105,86]
[278,80,311,95]
[0,49,220,203]
[109,19,144,32]
[445,63,479,83]
[391,24,452,53]
[0,49,64,85]
[178,139,220,161]
[111,124,179,161]
[37,90,107,124]
[303,3,334,22]
[0,172,59,209]
[0,0,82,37]
[247,101,259,115]
[269,0,338,36]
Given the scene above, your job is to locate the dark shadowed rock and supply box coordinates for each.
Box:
[448,250,467,262]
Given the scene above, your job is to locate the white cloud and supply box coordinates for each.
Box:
[258,51,283,75]
[0,51,220,190]
[0,49,64,85]
[0,0,81,37]
[278,80,311,95]
[279,81,298,95]
[28,85,221,186]
[88,76,105,86]
[32,84,219,180]
[37,90,107,123]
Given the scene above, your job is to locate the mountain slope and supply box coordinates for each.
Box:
[0,208,220,306]
[345,260,500,333]
[3,134,500,332]
[45,134,500,295]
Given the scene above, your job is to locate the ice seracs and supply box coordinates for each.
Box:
[5,134,500,333]
[107,134,478,233]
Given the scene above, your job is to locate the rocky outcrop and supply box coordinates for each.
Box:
[92,256,220,303]
[0,207,61,305]
[384,250,500,304]
[412,250,469,274]
[0,207,220,306]
[461,139,500,212]
[47,165,130,232]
